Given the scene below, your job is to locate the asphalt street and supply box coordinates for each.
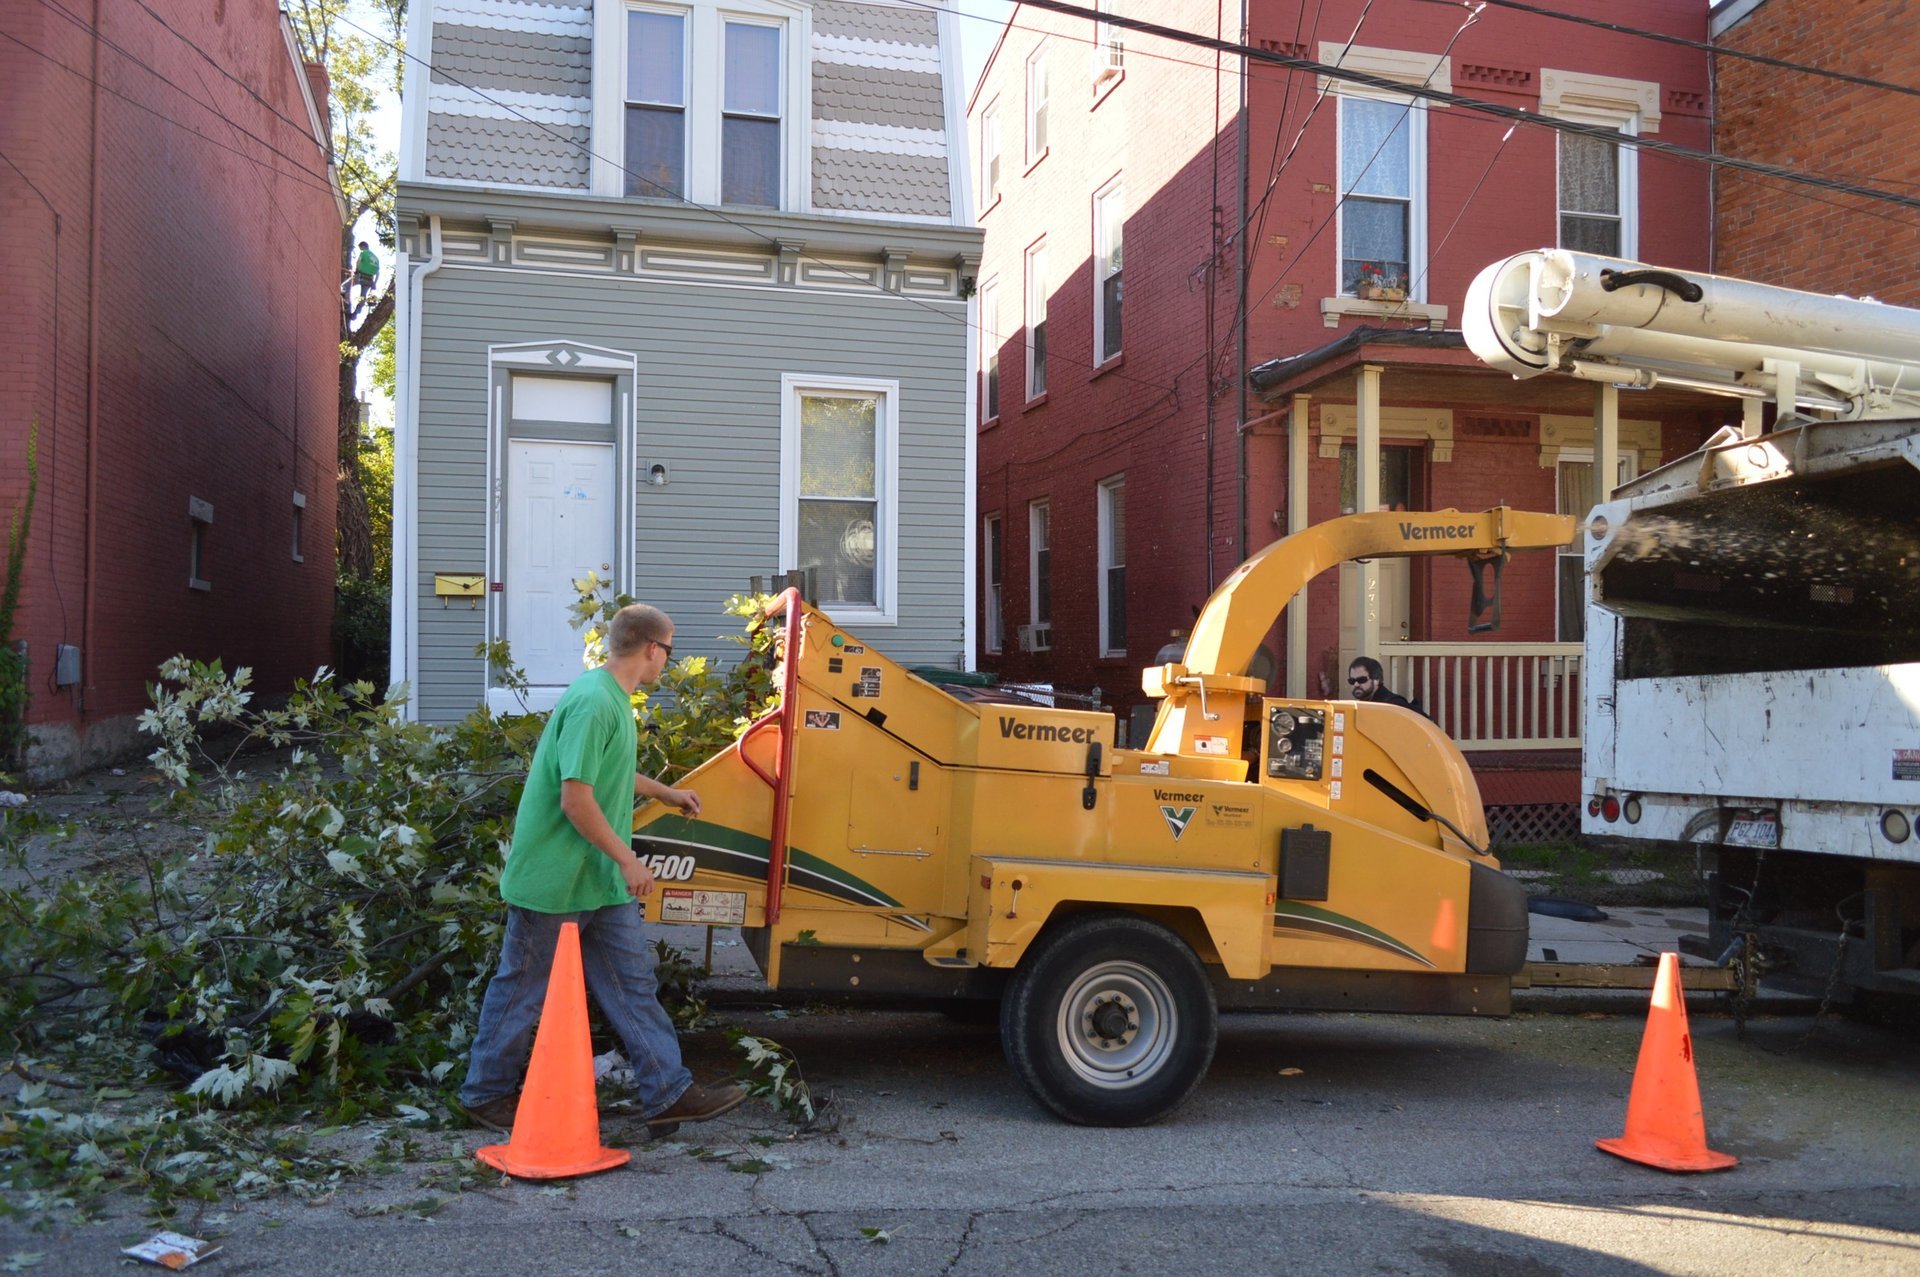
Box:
[11,1004,1917,1276]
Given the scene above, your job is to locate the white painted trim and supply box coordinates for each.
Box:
[1552,111,1640,261]
[1092,174,1124,365]
[1024,41,1049,167]
[483,341,639,706]
[1028,498,1050,629]
[937,2,972,229]
[591,0,812,210]
[1332,96,1428,303]
[1318,42,1452,99]
[401,1,434,183]
[393,216,446,717]
[779,373,902,626]
[1540,68,1661,134]
[1024,238,1047,399]
[981,511,1003,656]
[436,259,968,306]
[1710,0,1767,37]
[962,272,978,667]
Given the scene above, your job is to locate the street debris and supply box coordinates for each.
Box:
[122,1232,221,1268]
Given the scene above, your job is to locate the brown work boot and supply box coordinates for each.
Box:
[645,1081,747,1132]
[457,1093,519,1134]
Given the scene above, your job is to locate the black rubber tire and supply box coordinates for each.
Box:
[1000,912,1217,1126]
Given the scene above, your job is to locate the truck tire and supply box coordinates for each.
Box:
[1000,912,1217,1126]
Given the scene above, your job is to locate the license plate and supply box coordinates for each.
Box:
[1725,814,1779,848]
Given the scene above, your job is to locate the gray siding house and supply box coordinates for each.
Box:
[394,0,981,718]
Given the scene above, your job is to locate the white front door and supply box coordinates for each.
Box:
[505,440,617,688]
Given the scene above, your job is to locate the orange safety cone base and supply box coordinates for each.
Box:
[1594,951,1739,1175]
[1595,1136,1737,1174]
[475,1140,629,1180]
[471,922,630,1181]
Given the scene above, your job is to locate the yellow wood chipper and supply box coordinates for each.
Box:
[633,506,1574,1125]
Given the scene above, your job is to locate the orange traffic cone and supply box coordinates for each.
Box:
[476,922,630,1179]
[1595,952,1737,1173]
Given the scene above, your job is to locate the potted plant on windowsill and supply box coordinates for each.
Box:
[1353,263,1407,302]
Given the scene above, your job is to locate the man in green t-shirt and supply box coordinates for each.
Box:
[458,604,745,1136]
[343,241,378,310]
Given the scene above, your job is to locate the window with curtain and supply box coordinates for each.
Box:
[981,101,1001,206]
[1560,131,1623,255]
[1030,501,1051,628]
[984,514,1003,654]
[1026,242,1048,398]
[1338,96,1414,296]
[625,9,687,198]
[979,278,1000,421]
[1026,46,1049,164]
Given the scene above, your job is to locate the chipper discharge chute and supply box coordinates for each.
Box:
[633,506,1574,1125]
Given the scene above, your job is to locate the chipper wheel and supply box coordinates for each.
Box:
[1000,912,1218,1126]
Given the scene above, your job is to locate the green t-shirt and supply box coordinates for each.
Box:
[499,668,637,913]
[356,248,378,277]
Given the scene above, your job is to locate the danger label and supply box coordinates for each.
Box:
[1895,749,1920,781]
[661,888,748,925]
[852,666,883,697]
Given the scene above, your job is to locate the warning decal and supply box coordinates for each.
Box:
[661,888,748,925]
[852,666,883,697]
[1895,749,1920,781]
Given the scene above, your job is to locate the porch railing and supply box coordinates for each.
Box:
[1376,642,1583,751]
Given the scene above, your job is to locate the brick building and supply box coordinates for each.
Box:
[1713,0,1920,305]
[970,1,1729,827]
[0,1,343,779]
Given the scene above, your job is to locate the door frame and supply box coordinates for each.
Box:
[486,341,637,711]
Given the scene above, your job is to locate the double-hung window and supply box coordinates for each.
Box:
[624,8,687,199]
[983,514,1004,655]
[1026,45,1049,166]
[1543,70,1653,261]
[1094,1,1124,80]
[1025,241,1048,399]
[1338,95,1420,298]
[781,375,899,623]
[979,278,1001,422]
[598,0,806,207]
[981,99,1001,208]
[1094,180,1124,363]
[1097,477,1126,655]
[1029,500,1052,639]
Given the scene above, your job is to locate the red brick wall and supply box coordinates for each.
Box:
[1714,0,1920,305]
[971,1,1716,728]
[0,0,341,770]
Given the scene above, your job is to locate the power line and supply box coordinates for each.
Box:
[1414,0,1920,101]
[1010,0,1920,213]
[335,10,1194,402]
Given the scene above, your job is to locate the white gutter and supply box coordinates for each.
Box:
[390,213,445,717]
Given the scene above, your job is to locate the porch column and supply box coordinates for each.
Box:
[1286,393,1310,697]
[1356,364,1383,661]
[1593,381,1620,503]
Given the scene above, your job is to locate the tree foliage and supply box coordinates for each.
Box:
[0,591,783,1215]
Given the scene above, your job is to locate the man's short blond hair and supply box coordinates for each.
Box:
[608,603,671,658]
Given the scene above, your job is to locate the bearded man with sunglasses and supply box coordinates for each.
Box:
[458,603,745,1138]
[1345,656,1423,715]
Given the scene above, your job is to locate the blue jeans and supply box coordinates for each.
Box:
[460,902,693,1118]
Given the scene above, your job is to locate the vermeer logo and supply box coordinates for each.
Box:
[1160,805,1197,839]
[1399,521,1477,541]
[998,716,1101,744]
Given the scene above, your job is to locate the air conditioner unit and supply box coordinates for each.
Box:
[1018,623,1053,653]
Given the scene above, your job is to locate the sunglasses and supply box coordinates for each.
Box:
[653,639,675,660]
[1348,676,1373,685]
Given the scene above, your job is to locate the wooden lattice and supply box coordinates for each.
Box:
[1486,802,1579,848]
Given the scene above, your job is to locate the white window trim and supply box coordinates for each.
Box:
[1028,499,1050,629]
[980,97,1001,211]
[779,373,901,626]
[590,0,812,210]
[1025,239,1047,401]
[1025,42,1049,169]
[1332,93,1428,303]
[983,512,1003,654]
[1093,1,1124,87]
[1097,475,1124,657]
[1554,448,1639,641]
[1093,177,1124,366]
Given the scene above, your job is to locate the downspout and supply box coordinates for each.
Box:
[390,214,444,717]
[80,0,104,718]
[1234,0,1250,595]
